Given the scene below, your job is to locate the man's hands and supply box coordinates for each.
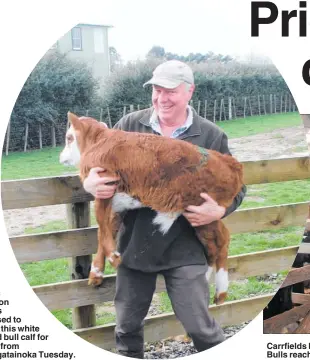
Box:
[183,193,226,227]
[83,167,120,199]
[84,169,225,223]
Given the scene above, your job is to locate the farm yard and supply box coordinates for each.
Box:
[2,111,310,356]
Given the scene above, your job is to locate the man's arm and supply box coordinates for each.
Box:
[222,184,247,218]
[184,131,247,226]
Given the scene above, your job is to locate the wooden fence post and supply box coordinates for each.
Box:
[51,123,56,148]
[130,105,134,113]
[67,202,95,330]
[100,108,103,122]
[280,95,283,113]
[107,106,112,128]
[263,95,267,115]
[269,94,273,114]
[213,100,217,122]
[5,120,11,156]
[197,100,201,116]
[38,123,42,149]
[274,94,277,113]
[220,99,226,121]
[228,97,232,120]
[248,97,253,116]
[233,97,237,119]
[24,122,29,152]
[284,94,287,113]
[86,110,89,116]
[123,106,127,116]
[243,97,247,118]
[219,100,223,121]
[204,100,207,119]
[258,95,261,116]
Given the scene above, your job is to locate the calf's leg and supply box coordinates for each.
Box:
[88,198,121,287]
[195,221,230,305]
[213,221,230,304]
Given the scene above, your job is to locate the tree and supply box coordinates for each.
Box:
[147,46,166,59]
[9,51,99,150]
[109,46,122,71]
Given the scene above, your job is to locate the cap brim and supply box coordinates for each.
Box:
[143,77,182,89]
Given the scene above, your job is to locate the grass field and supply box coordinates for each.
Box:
[216,112,302,138]
[2,111,309,329]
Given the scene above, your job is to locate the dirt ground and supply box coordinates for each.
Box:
[3,125,310,237]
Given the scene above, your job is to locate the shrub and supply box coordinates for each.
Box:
[7,51,99,151]
[100,59,291,125]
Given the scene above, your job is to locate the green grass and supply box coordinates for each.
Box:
[96,312,116,326]
[229,226,303,255]
[24,220,69,235]
[52,309,73,329]
[240,180,310,209]
[1,146,76,180]
[21,258,70,286]
[216,112,302,138]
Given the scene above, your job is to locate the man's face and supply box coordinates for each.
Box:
[152,83,194,122]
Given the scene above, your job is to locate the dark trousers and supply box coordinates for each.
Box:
[114,264,225,358]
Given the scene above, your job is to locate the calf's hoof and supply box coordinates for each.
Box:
[214,292,227,305]
[88,263,104,287]
[88,273,103,287]
[108,251,122,268]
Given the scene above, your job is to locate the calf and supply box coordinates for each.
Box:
[60,112,244,304]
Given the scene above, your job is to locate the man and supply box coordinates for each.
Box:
[83,60,247,358]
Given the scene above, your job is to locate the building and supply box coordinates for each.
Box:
[49,23,112,93]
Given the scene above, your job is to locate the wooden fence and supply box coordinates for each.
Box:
[263,217,310,334]
[4,92,297,155]
[263,267,310,334]
[1,156,310,349]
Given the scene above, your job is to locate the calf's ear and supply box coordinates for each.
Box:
[67,111,82,131]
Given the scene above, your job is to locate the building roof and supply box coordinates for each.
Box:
[77,23,113,28]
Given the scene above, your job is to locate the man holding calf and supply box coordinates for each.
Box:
[84,60,246,358]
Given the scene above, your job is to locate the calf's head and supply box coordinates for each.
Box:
[59,111,108,167]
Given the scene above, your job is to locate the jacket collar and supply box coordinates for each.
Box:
[139,106,202,139]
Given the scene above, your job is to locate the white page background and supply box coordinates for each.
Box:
[1,1,310,359]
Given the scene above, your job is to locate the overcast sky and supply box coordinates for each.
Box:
[73,0,269,62]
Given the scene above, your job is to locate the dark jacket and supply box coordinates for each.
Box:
[113,107,246,272]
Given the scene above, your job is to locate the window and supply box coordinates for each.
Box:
[71,27,82,50]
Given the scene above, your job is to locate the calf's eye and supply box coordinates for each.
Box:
[67,134,74,144]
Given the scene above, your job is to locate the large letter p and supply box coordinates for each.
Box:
[251,2,278,37]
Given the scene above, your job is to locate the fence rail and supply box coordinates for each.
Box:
[10,202,309,264]
[263,263,310,334]
[2,156,309,210]
[74,294,274,350]
[31,246,298,312]
[2,155,310,349]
